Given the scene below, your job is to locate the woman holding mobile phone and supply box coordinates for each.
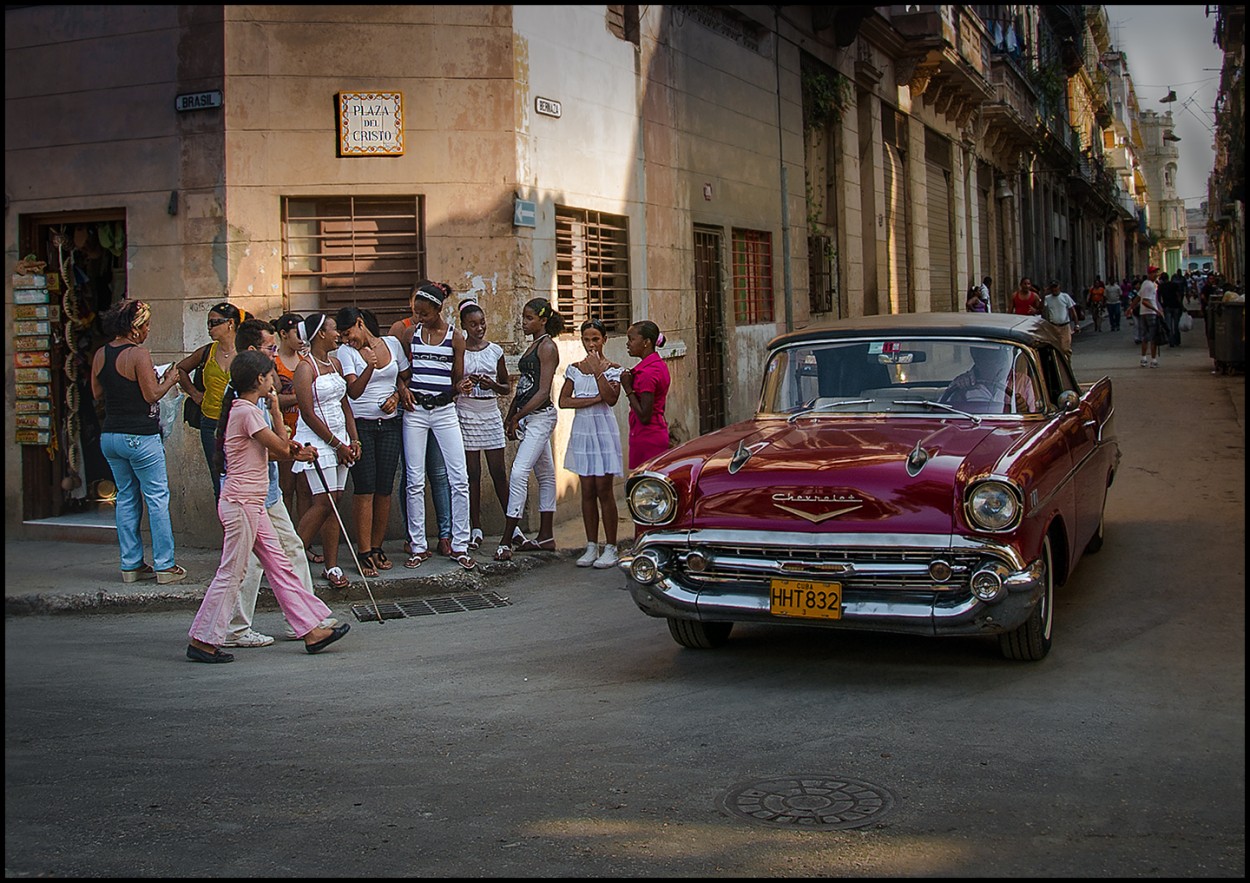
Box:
[454,299,510,550]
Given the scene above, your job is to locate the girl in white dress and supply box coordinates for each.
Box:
[455,299,511,550]
[558,319,623,569]
[290,312,359,588]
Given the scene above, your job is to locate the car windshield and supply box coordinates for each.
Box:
[759,338,1044,417]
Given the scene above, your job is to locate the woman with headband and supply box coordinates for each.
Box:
[455,298,510,551]
[91,299,187,585]
[494,297,564,562]
[176,300,243,500]
[558,318,623,569]
[395,281,476,571]
[289,311,359,589]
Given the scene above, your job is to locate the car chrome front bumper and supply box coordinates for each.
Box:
[619,530,1045,637]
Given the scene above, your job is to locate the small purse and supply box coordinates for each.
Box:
[182,345,210,428]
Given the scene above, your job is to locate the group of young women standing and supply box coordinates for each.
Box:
[99,284,670,662]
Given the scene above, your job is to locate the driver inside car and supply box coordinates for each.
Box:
[943,346,1039,414]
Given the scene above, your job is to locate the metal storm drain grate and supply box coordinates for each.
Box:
[720,775,895,830]
[350,592,511,622]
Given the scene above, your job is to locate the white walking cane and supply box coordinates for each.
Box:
[311,456,386,625]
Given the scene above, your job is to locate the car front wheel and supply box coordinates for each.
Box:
[999,535,1054,661]
[667,618,733,649]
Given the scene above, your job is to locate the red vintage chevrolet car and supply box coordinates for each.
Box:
[619,313,1120,660]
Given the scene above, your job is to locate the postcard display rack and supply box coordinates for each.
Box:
[13,269,59,447]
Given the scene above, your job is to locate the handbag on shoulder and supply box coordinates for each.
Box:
[182,345,210,429]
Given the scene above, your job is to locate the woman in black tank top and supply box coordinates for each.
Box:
[90,300,186,585]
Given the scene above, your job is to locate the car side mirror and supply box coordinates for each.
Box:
[1057,390,1080,412]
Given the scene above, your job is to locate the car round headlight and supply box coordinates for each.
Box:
[628,476,677,525]
[966,481,1022,531]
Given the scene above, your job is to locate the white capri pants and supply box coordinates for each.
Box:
[507,406,558,519]
[402,403,471,553]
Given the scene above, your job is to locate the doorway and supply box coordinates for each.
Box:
[19,211,127,522]
[693,227,727,434]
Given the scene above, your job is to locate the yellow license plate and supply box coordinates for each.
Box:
[770,578,842,620]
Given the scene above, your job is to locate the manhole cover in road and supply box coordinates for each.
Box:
[720,775,895,830]
[350,592,511,622]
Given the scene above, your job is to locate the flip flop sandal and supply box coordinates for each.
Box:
[493,545,513,562]
[509,528,529,549]
[371,547,393,571]
[356,550,378,578]
[404,551,433,569]
[515,537,557,553]
[452,552,477,571]
[321,567,349,589]
[467,529,484,551]
[305,548,325,565]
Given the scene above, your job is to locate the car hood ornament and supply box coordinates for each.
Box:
[728,439,770,474]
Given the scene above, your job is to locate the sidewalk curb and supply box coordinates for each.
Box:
[4,550,570,618]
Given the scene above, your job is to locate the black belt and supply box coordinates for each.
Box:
[411,391,455,410]
[357,416,399,427]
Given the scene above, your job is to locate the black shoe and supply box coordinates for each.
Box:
[186,644,234,664]
[305,622,351,655]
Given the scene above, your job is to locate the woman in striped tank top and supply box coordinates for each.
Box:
[396,282,475,570]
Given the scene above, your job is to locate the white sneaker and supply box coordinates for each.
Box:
[281,617,340,641]
[577,543,600,567]
[1150,358,1159,368]
[593,544,620,569]
[222,628,275,648]
[1140,356,1149,367]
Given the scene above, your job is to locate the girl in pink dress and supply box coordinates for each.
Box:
[186,350,351,663]
[620,320,671,470]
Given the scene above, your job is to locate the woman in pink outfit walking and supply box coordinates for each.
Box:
[186,349,350,663]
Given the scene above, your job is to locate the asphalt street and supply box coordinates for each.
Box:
[5,320,1245,877]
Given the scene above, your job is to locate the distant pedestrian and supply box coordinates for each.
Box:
[1135,266,1164,367]
[1104,278,1123,331]
[559,319,624,570]
[186,349,351,664]
[621,320,672,470]
[1158,271,1184,347]
[1088,278,1106,332]
[1011,277,1042,315]
[965,281,989,313]
[90,299,186,586]
[1041,281,1079,355]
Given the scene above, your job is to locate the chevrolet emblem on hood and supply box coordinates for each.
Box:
[771,492,864,523]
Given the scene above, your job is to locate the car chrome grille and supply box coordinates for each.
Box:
[673,543,982,591]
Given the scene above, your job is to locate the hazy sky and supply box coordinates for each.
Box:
[1105,5,1225,208]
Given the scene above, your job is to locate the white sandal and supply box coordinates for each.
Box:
[468,528,484,551]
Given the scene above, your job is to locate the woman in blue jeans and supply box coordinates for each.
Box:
[90,299,187,584]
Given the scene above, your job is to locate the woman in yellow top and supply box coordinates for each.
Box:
[177,301,245,499]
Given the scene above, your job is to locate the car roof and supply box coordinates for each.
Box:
[768,312,1067,352]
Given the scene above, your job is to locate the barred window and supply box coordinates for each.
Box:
[282,196,425,332]
[555,206,631,333]
[808,234,834,314]
[732,228,774,324]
